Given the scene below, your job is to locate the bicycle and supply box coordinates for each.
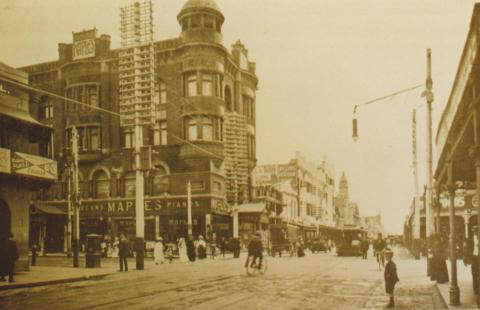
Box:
[245,254,268,276]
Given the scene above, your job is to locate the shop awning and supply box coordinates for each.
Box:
[237,202,267,213]
[0,103,50,128]
[31,205,66,215]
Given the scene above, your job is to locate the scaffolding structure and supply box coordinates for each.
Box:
[119,0,155,127]
[224,113,249,204]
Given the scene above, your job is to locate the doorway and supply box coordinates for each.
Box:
[0,199,11,239]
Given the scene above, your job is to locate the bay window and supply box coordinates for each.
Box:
[187,73,197,96]
[186,116,222,142]
[201,73,213,96]
[66,125,101,151]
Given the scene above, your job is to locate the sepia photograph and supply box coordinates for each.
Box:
[1,0,480,309]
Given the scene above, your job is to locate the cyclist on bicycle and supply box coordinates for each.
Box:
[373,233,386,268]
[245,232,263,269]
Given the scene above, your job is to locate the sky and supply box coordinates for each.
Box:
[0,0,477,234]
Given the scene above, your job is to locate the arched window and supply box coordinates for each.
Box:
[224,86,232,112]
[151,166,169,196]
[93,170,110,198]
[124,172,136,198]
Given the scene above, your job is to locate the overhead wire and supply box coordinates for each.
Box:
[0,74,226,161]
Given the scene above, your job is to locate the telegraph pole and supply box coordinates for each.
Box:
[71,126,80,268]
[412,109,421,259]
[134,118,145,270]
[187,180,192,236]
[66,162,72,257]
[424,48,435,238]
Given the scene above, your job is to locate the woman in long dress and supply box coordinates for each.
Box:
[153,237,165,265]
[178,238,189,263]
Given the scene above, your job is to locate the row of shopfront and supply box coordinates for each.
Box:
[30,197,324,254]
[30,195,231,253]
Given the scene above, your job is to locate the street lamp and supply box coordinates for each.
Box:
[352,115,358,142]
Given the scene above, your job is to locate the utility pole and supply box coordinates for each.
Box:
[412,109,421,259]
[71,126,80,268]
[187,180,192,236]
[424,48,435,238]
[66,162,72,257]
[134,119,145,270]
[421,48,435,278]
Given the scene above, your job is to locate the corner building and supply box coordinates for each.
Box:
[21,0,258,247]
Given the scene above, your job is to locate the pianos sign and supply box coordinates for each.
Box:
[73,29,97,60]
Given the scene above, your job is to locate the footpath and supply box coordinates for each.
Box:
[0,255,119,291]
[436,259,477,309]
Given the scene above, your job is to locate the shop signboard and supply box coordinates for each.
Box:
[278,164,297,179]
[0,147,11,174]
[439,191,479,210]
[11,151,57,180]
[78,196,227,217]
[72,29,97,60]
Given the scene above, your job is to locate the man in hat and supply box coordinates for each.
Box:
[245,232,264,269]
[118,234,130,272]
[384,247,399,308]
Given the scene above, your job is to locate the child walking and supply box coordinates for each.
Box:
[384,247,399,308]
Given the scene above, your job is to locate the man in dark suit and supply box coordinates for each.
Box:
[0,233,19,283]
[118,235,129,272]
[384,247,399,308]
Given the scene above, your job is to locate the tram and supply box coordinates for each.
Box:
[269,223,299,256]
[336,226,367,256]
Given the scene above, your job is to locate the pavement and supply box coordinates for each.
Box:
[0,256,118,291]
[436,259,478,309]
[0,247,448,309]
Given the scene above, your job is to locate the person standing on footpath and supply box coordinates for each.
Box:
[178,238,189,263]
[384,247,399,308]
[361,238,369,259]
[186,235,196,262]
[219,237,227,257]
[118,234,130,272]
[153,237,165,265]
[0,233,18,283]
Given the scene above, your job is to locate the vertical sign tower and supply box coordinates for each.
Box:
[119,0,155,270]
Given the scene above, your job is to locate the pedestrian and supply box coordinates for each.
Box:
[153,237,165,265]
[31,243,38,266]
[297,239,305,258]
[219,237,227,257]
[0,233,19,283]
[361,238,369,259]
[178,238,189,263]
[384,247,399,308]
[187,235,196,262]
[196,235,207,259]
[118,234,129,272]
[464,227,480,304]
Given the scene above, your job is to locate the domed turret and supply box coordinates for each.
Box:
[177,0,224,45]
